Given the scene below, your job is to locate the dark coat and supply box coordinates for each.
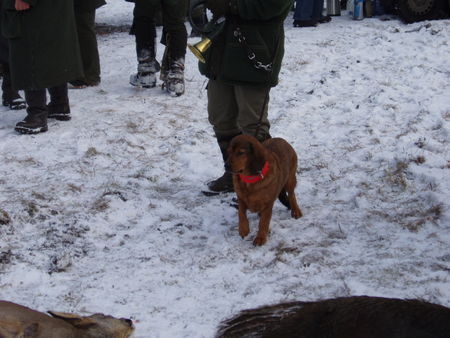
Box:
[0,0,9,63]
[74,0,106,13]
[0,33,7,63]
[1,0,83,90]
[199,0,292,87]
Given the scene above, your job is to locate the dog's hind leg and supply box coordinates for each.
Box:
[285,176,302,219]
[278,188,291,209]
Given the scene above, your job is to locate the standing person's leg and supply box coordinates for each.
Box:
[71,10,101,87]
[160,0,188,96]
[293,0,318,27]
[234,85,271,142]
[206,79,242,193]
[47,83,71,121]
[1,62,26,110]
[15,89,48,134]
[129,0,160,88]
[206,81,272,192]
[313,0,331,22]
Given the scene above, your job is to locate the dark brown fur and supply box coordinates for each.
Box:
[227,135,302,246]
[216,296,450,338]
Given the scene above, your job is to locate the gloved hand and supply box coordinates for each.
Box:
[206,0,230,17]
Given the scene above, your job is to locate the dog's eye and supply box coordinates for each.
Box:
[237,150,246,156]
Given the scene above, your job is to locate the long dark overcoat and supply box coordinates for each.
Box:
[0,0,8,63]
[74,0,106,12]
[1,0,83,90]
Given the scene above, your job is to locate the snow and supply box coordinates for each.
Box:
[1,5,449,338]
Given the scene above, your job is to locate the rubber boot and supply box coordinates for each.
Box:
[206,133,241,193]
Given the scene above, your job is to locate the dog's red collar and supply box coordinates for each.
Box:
[239,161,270,184]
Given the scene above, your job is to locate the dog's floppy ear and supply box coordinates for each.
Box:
[248,142,266,175]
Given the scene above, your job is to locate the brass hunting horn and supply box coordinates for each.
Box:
[188,0,226,63]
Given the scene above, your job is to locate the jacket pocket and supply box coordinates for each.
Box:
[1,10,22,39]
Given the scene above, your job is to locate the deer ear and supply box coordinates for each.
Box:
[48,311,82,320]
[48,311,95,327]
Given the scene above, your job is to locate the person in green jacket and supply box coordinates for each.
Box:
[70,0,106,88]
[200,0,292,193]
[3,0,83,134]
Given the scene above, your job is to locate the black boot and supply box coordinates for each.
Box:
[15,89,48,134]
[207,171,234,193]
[1,61,26,110]
[47,84,71,121]
[15,113,48,134]
[206,133,241,193]
[3,96,26,110]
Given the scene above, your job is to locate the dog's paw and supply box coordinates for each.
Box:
[253,236,267,246]
[291,208,303,219]
[239,224,250,238]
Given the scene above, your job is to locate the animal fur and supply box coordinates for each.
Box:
[216,296,450,338]
[0,300,134,338]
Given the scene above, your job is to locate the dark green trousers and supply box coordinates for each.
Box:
[74,9,101,84]
[25,83,68,117]
[207,79,271,143]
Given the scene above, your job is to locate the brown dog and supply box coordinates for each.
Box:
[227,135,302,246]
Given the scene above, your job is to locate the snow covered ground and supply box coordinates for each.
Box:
[1,4,449,338]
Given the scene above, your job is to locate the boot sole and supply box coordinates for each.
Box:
[9,104,27,110]
[48,114,71,121]
[202,190,234,197]
[130,82,156,89]
[15,125,48,134]
[3,102,26,110]
[161,83,185,97]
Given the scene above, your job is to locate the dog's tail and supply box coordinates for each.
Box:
[278,189,291,209]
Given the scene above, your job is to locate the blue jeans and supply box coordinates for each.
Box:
[294,0,325,21]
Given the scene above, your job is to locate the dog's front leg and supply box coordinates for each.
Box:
[238,199,250,239]
[253,205,273,246]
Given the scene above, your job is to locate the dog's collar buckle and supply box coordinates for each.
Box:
[239,161,270,184]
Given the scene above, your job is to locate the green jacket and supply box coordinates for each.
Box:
[1,0,83,90]
[199,0,292,87]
